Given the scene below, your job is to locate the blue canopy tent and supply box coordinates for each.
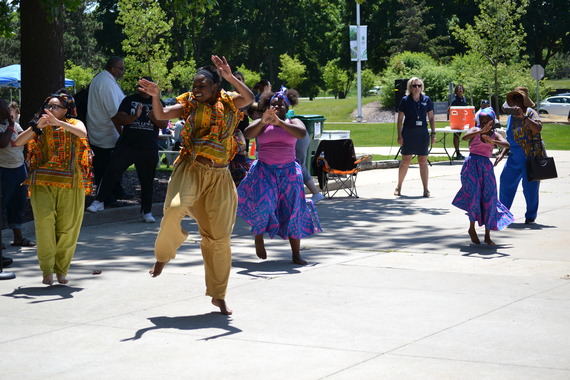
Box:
[0,64,75,101]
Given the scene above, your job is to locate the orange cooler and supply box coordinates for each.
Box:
[450,106,475,130]
[465,106,475,128]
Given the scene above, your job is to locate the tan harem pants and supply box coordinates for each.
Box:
[154,158,237,300]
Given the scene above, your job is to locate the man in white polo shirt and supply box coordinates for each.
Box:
[86,56,127,204]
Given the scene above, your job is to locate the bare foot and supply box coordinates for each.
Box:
[42,274,54,285]
[56,274,69,284]
[468,228,481,244]
[254,235,267,260]
[292,253,307,265]
[149,261,167,277]
[484,238,496,246]
[212,298,233,315]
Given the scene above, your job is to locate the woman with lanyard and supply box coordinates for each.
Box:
[237,87,321,266]
[395,77,436,197]
[138,56,253,315]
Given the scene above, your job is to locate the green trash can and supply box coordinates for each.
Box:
[293,114,326,175]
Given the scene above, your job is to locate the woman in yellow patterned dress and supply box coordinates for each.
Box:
[138,56,253,315]
[15,92,92,285]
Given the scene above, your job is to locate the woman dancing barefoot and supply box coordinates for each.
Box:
[139,56,253,315]
[237,87,321,265]
[452,108,514,245]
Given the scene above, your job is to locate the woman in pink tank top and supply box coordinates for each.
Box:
[237,87,321,265]
[452,108,513,245]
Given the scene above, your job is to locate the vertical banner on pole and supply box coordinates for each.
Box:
[349,25,367,61]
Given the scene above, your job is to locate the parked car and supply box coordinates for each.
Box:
[368,86,381,96]
[538,95,570,116]
[164,97,177,106]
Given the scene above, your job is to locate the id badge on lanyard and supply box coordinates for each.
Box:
[416,99,423,126]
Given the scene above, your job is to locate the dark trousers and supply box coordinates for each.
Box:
[91,144,125,203]
[1,164,28,229]
[95,144,159,214]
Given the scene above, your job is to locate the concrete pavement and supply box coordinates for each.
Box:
[1,150,569,379]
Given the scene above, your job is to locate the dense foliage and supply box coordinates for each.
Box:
[0,0,567,109]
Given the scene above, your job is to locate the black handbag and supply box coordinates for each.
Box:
[527,155,557,181]
[526,135,557,181]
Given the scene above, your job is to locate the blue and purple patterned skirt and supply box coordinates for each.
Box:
[452,154,514,230]
[237,160,322,239]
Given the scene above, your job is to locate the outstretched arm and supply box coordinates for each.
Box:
[138,79,184,121]
[211,55,254,109]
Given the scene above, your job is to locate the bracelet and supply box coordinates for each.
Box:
[431,132,436,135]
[31,124,43,136]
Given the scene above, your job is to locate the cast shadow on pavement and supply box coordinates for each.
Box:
[232,259,306,279]
[507,222,556,230]
[121,313,242,342]
[460,244,512,260]
[2,285,83,303]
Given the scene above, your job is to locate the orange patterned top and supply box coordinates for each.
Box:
[25,118,93,194]
[176,89,244,165]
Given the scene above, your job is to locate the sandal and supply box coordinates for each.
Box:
[423,189,431,198]
[11,238,36,247]
[394,188,401,196]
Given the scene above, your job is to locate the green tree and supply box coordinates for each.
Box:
[0,0,15,38]
[62,1,102,69]
[277,54,306,90]
[522,0,570,70]
[545,52,570,79]
[451,0,529,111]
[323,59,349,99]
[377,51,454,108]
[65,60,95,90]
[235,64,260,90]
[387,0,451,59]
[167,59,197,94]
[450,53,549,108]
[116,0,173,91]
[361,69,378,97]
[160,0,217,63]
[0,6,18,67]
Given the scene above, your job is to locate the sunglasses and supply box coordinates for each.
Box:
[45,104,64,111]
[412,84,422,88]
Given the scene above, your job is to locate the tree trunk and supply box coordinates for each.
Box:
[493,64,499,114]
[20,0,65,126]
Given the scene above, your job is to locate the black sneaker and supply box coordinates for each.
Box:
[454,153,465,160]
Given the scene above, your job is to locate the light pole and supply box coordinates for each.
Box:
[355,2,363,123]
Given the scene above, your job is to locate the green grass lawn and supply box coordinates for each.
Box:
[546,78,570,90]
[325,122,570,150]
[294,97,377,122]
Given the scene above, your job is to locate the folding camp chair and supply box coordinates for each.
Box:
[312,139,369,199]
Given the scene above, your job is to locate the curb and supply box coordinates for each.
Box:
[2,203,165,243]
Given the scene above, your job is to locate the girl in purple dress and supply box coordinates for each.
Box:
[452,108,514,245]
[237,87,321,265]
